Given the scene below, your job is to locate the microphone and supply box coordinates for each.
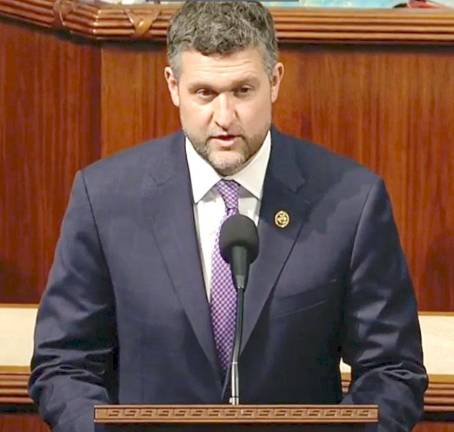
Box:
[219,214,259,291]
[219,214,259,406]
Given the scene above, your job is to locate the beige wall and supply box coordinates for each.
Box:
[1,305,453,378]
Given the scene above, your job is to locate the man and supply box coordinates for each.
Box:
[29,1,427,431]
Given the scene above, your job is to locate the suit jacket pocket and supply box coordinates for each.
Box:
[269,280,339,319]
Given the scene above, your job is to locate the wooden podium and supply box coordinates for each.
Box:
[94,405,378,431]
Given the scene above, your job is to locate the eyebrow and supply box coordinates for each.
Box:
[187,76,260,92]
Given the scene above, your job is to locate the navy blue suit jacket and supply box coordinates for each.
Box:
[30,128,427,432]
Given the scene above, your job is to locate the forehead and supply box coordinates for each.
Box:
[178,48,268,85]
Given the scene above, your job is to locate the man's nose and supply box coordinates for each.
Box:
[213,93,236,129]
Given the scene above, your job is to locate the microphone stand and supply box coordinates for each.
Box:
[219,215,258,407]
[229,250,247,406]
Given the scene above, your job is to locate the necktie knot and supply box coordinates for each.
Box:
[216,180,240,213]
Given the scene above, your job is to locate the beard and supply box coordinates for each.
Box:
[186,130,267,176]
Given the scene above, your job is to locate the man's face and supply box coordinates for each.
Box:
[165,47,284,176]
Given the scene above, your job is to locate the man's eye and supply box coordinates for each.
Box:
[235,87,252,96]
[196,89,214,98]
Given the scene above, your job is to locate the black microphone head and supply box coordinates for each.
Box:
[219,214,259,265]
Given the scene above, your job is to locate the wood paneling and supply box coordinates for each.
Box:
[0,3,452,311]
[0,416,451,432]
[0,18,101,303]
[0,417,451,432]
[0,415,49,432]
[274,44,454,310]
[100,43,179,156]
[415,424,454,432]
[97,43,454,311]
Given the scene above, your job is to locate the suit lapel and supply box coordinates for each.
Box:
[242,129,312,352]
[142,133,221,382]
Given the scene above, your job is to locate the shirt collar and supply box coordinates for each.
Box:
[185,131,271,204]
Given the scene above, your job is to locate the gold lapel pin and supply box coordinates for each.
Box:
[274,210,290,228]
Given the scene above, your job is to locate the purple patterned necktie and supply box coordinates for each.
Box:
[210,179,240,371]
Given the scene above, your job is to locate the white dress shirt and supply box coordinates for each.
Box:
[185,132,271,299]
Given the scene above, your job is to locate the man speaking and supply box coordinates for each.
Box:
[29,1,427,431]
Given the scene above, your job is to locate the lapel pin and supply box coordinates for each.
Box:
[274,210,290,229]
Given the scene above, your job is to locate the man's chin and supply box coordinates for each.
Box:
[208,152,247,176]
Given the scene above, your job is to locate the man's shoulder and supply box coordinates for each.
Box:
[85,131,183,174]
[80,131,185,188]
[274,129,380,186]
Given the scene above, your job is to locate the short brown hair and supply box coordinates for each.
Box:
[167,1,278,79]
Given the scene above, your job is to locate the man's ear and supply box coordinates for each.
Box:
[164,66,180,107]
[270,62,285,103]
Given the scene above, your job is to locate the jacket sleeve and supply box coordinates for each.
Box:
[340,178,428,431]
[29,171,117,432]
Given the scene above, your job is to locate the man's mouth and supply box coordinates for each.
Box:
[213,135,237,141]
[210,134,242,147]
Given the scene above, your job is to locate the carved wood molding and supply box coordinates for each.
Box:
[1,369,453,415]
[342,378,454,413]
[94,405,378,424]
[1,0,454,44]
[0,369,31,405]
